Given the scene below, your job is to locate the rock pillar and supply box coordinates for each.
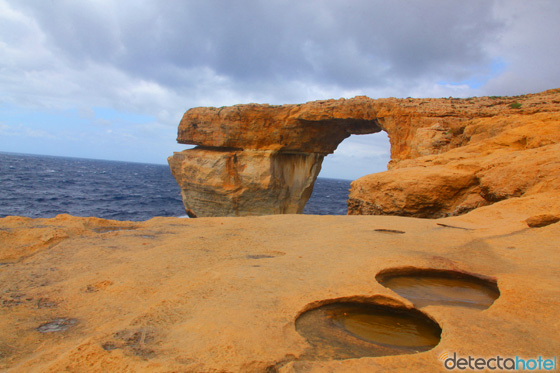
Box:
[168,148,323,217]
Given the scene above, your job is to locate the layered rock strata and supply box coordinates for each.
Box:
[169,100,383,217]
[168,149,323,217]
[348,89,560,217]
[170,89,560,218]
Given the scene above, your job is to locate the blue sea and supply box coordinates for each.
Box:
[0,152,351,221]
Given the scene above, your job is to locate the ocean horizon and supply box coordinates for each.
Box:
[0,151,352,221]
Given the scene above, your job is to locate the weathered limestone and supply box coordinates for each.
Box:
[169,98,383,217]
[3,90,560,371]
[170,89,560,218]
[1,193,559,371]
[176,100,383,153]
[348,90,560,217]
[168,148,323,217]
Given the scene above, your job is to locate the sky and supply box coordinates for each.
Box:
[1,0,559,180]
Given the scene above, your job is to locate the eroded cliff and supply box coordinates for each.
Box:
[169,89,560,218]
[168,149,323,217]
[348,89,560,217]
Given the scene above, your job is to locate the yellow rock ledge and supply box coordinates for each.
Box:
[1,192,559,372]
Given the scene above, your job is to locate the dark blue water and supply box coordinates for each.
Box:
[0,152,350,221]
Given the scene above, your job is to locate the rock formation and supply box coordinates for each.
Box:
[348,89,560,218]
[169,89,560,218]
[168,149,324,217]
[168,100,383,217]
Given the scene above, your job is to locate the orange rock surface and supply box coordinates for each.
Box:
[168,148,324,217]
[348,89,560,217]
[171,89,560,218]
[169,97,383,217]
[177,99,382,154]
[1,193,559,371]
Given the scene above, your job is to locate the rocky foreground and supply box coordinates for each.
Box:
[1,194,559,371]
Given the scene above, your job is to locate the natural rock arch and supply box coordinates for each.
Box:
[169,90,560,218]
[168,97,385,217]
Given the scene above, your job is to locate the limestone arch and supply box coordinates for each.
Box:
[169,98,395,217]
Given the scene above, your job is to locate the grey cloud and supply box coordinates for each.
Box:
[14,0,503,94]
[483,0,560,95]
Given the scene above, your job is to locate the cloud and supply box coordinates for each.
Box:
[318,132,391,179]
[332,133,390,158]
[1,0,559,178]
[0,122,55,139]
[482,0,560,95]
[25,127,55,138]
[3,0,556,112]
[4,1,506,106]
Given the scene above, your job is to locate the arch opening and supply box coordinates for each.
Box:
[303,132,391,215]
[320,132,391,181]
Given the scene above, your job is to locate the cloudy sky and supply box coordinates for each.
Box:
[1,0,559,180]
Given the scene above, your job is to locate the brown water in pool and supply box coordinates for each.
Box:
[378,273,500,309]
[295,302,441,360]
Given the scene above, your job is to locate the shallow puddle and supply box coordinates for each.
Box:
[377,270,500,309]
[295,302,441,360]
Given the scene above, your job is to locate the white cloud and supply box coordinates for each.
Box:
[481,1,560,95]
[0,123,12,134]
[1,0,559,177]
[0,123,54,139]
[333,133,391,159]
[94,119,112,127]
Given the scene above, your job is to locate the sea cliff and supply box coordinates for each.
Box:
[169,89,560,218]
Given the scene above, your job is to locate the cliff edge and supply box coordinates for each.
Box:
[349,88,560,217]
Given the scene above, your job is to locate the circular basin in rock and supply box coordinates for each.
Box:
[295,301,441,360]
[376,268,500,309]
